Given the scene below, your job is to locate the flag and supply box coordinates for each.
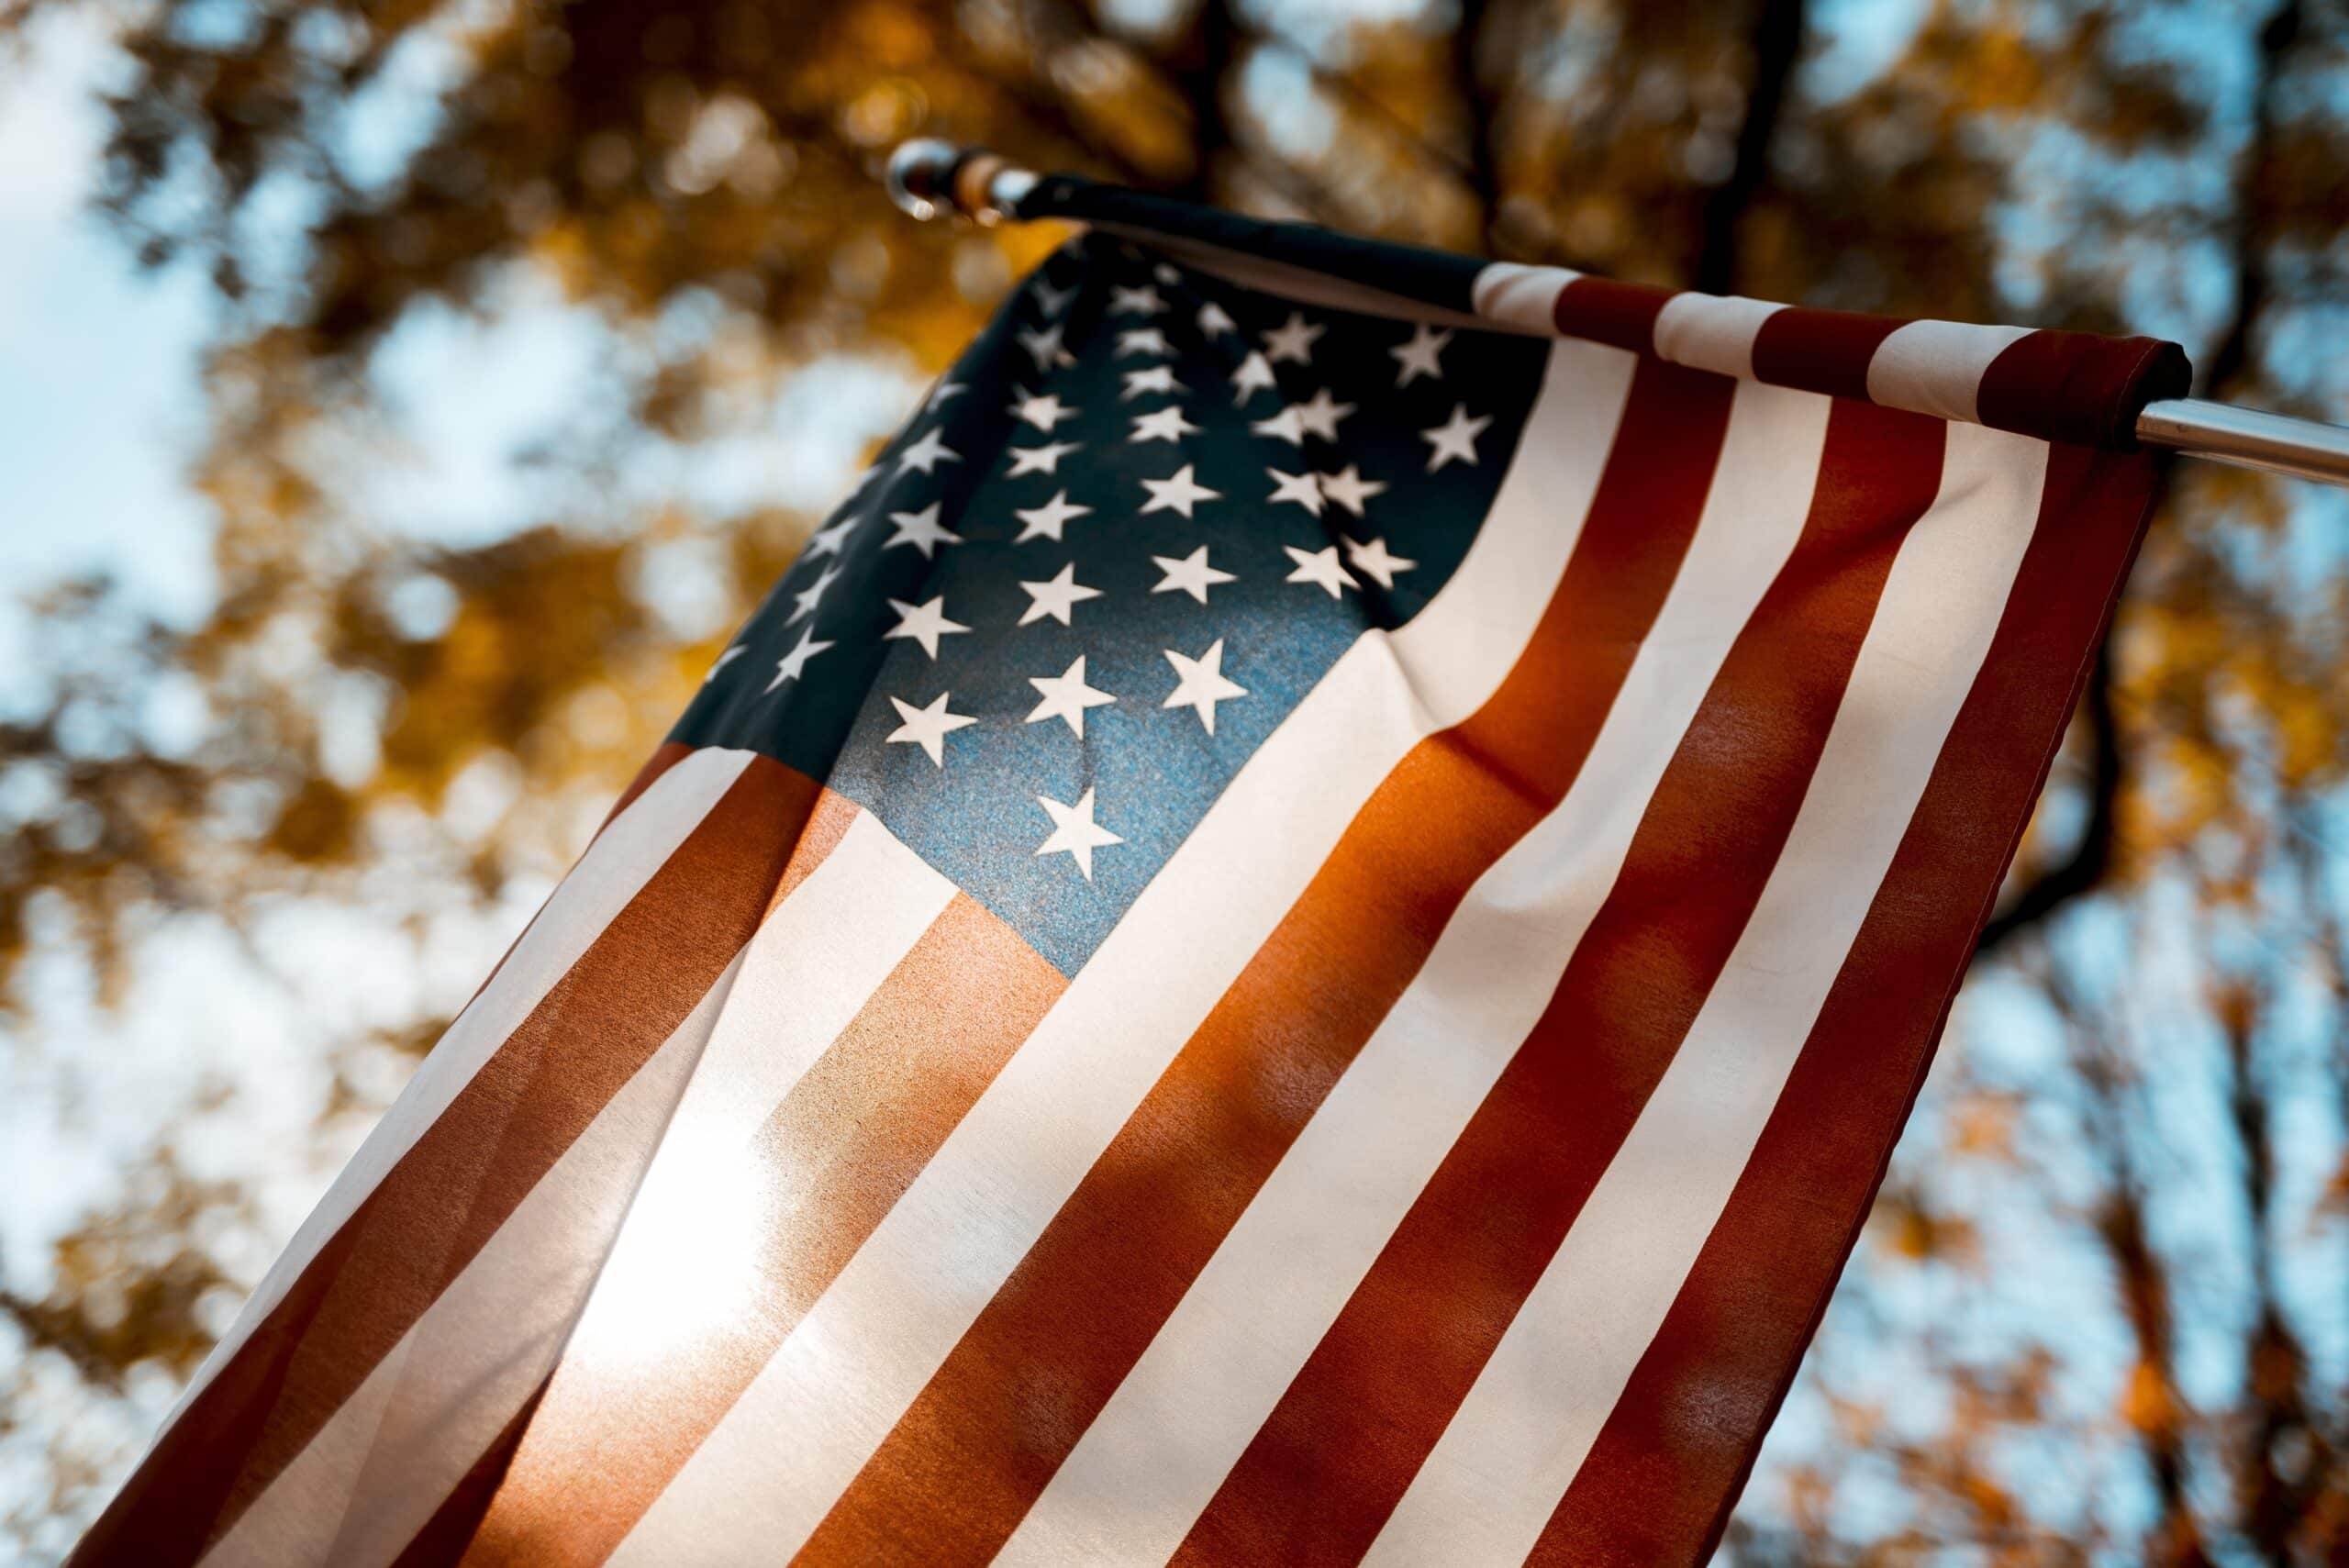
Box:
[73,185,2187,1568]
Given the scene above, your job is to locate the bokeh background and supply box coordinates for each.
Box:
[2,0,2345,1561]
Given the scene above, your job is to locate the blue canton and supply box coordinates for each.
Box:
[669,232,1550,974]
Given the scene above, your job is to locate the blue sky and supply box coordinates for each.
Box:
[0,13,217,650]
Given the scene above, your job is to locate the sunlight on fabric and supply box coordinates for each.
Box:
[582,1137,772,1369]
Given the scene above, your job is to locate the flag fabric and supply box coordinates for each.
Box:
[74,180,2188,1568]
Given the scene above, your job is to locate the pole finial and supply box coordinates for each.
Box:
[885,139,960,221]
[885,140,1041,223]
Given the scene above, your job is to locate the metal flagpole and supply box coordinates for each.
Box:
[883,139,2349,490]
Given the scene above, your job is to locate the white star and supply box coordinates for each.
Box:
[1230,350,1278,404]
[1319,465,1389,517]
[885,691,977,768]
[1262,311,1323,365]
[1197,300,1237,339]
[1285,543,1360,599]
[1109,283,1167,316]
[1296,387,1355,441]
[1018,323,1075,370]
[1032,279,1075,317]
[1014,489,1093,543]
[1251,405,1308,445]
[1391,322,1452,385]
[1267,468,1325,516]
[1140,463,1222,519]
[1033,788,1123,881]
[1116,327,1172,358]
[884,595,971,658]
[803,514,858,562]
[897,427,960,475]
[926,378,967,407]
[885,502,962,559]
[1152,545,1236,604]
[763,626,834,692]
[1018,563,1104,627]
[1162,639,1248,736]
[1008,440,1082,477]
[1122,364,1181,401]
[1344,535,1419,590]
[1130,405,1202,444]
[1010,390,1079,431]
[1026,654,1118,738]
[1154,262,1182,284]
[788,562,842,622]
[704,645,747,684]
[1421,404,1492,472]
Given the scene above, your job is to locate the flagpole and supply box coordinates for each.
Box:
[883,139,2349,489]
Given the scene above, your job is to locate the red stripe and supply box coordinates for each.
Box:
[1171,399,1946,1567]
[67,755,827,1568]
[1976,329,2193,450]
[1553,278,1675,352]
[433,893,1066,1568]
[1531,441,2157,1566]
[1750,307,1904,405]
[790,358,1736,1568]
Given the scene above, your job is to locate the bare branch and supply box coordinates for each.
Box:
[1695,0,1808,295]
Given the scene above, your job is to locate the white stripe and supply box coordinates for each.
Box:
[1865,319,2032,425]
[606,339,1642,1566]
[1471,262,1579,335]
[197,811,953,1568]
[1364,422,2051,1567]
[154,749,754,1440]
[995,379,1834,1566]
[1653,294,1786,381]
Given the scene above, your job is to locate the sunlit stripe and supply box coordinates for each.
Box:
[199,806,946,1568]
[71,753,821,1568]
[602,338,1641,1567]
[452,904,1060,1568]
[991,377,1831,1568]
[1361,420,2050,1567]
[195,951,747,1568]
[155,747,753,1430]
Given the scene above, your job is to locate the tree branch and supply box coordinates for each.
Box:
[1695,0,1808,295]
[1450,0,1502,248]
[1171,0,1239,203]
[2200,0,2300,397]
[1975,641,2121,956]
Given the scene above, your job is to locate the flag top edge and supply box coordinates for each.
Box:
[1020,172,2191,452]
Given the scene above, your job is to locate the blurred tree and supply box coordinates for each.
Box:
[0,0,2344,1560]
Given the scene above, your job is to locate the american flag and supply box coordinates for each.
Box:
[75,191,2182,1567]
